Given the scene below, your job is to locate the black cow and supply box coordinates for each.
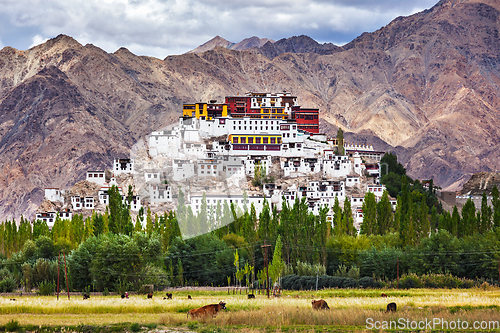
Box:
[83,293,90,300]
[166,293,173,299]
[248,294,255,299]
[147,293,153,299]
[386,302,397,312]
[188,295,192,300]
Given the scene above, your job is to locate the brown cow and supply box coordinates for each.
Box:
[381,293,388,298]
[386,302,397,312]
[147,293,153,299]
[187,301,226,318]
[311,299,330,310]
[166,293,173,299]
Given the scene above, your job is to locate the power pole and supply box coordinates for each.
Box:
[261,242,271,298]
[63,250,70,300]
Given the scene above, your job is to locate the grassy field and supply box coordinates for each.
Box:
[1,288,500,331]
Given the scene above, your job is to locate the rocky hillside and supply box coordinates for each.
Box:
[0,0,499,219]
[187,36,274,54]
[460,172,500,196]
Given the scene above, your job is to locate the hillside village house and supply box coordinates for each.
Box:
[113,158,134,174]
[86,171,106,186]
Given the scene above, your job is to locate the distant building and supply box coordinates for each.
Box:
[113,158,134,174]
[44,188,64,203]
[86,171,106,186]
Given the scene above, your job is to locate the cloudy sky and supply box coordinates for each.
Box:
[0,0,438,59]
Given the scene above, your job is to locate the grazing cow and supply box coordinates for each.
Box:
[386,302,397,312]
[187,301,226,319]
[147,293,153,299]
[248,294,255,299]
[381,293,388,298]
[188,295,192,300]
[83,293,90,300]
[311,299,330,310]
[166,293,173,299]
[9,299,15,301]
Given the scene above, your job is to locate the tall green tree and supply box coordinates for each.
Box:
[269,235,285,285]
[377,191,393,234]
[360,192,377,235]
[461,198,476,236]
[342,198,356,236]
[480,192,492,233]
[492,185,500,229]
[108,185,123,234]
[336,128,344,155]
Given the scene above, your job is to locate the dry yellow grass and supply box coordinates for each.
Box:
[1,289,500,328]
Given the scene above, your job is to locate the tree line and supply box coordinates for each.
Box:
[0,153,500,292]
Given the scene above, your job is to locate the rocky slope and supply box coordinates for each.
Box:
[187,36,274,54]
[0,0,499,219]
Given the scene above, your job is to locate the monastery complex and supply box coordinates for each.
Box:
[36,92,392,232]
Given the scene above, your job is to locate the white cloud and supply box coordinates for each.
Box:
[0,0,440,58]
[30,34,48,48]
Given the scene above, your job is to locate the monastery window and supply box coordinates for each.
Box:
[239,126,241,130]
[271,137,276,144]
[248,137,254,144]
[263,138,268,144]
[256,137,261,144]
[293,133,296,138]
[266,126,268,130]
[208,165,211,169]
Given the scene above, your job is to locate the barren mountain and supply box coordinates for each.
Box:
[187,36,274,54]
[0,0,499,219]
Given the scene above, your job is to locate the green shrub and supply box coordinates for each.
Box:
[358,277,375,288]
[342,278,358,288]
[130,323,141,332]
[4,320,20,332]
[0,277,17,292]
[37,280,56,295]
[102,288,110,296]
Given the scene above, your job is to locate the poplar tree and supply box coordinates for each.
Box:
[269,235,285,285]
[492,185,500,229]
[451,206,460,236]
[258,198,271,241]
[377,191,393,234]
[461,198,476,236]
[342,198,356,236]
[332,196,343,235]
[146,207,154,234]
[108,185,123,234]
[480,192,492,233]
[360,192,377,235]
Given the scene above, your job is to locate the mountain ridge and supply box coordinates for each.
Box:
[1,0,500,219]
